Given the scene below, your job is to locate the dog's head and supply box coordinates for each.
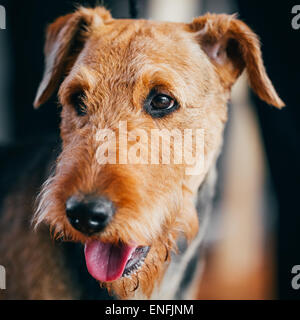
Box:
[33,7,283,298]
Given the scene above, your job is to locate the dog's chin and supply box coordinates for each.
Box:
[84,240,150,283]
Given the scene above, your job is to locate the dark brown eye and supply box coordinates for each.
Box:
[151,94,175,110]
[70,92,87,116]
[144,90,179,118]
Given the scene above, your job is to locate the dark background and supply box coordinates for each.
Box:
[0,0,299,299]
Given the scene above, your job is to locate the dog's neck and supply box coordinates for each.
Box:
[149,166,217,300]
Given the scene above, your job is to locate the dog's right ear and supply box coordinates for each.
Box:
[34,7,111,108]
[188,13,284,108]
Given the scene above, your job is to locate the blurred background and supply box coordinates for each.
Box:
[0,0,299,299]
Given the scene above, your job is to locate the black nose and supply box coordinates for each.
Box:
[66,195,115,236]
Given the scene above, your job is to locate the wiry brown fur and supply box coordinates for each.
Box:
[1,7,283,299]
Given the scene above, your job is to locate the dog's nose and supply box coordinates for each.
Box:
[66,195,115,236]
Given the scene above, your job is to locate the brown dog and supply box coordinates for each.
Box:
[0,6,283,300]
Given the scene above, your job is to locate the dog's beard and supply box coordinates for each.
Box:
[100,240,171,299]
[33,170,196,298]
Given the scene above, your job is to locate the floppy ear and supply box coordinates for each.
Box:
[34,7,111,108]
[189,13,284,108]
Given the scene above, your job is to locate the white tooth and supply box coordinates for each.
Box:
[123,256,147,279]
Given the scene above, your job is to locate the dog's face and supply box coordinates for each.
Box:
[33,7,283,298]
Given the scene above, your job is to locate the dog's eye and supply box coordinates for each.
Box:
[71,92,87,117]
[151,94,174,110]
[144,90,179,118]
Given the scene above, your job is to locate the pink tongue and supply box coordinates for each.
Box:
[84,241,137,282]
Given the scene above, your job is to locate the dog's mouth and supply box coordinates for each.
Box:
[84,240,150,282]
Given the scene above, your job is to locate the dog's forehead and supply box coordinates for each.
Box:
[66,18,215,95]
[80,19,210,73]
[92,19,187,43]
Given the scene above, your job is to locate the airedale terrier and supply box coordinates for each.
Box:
[0,6,283,300]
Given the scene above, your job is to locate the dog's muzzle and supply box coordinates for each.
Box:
[65,195,150,282]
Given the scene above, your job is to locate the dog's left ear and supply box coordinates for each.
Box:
[189,13,284,108]
[34,7,111,108]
